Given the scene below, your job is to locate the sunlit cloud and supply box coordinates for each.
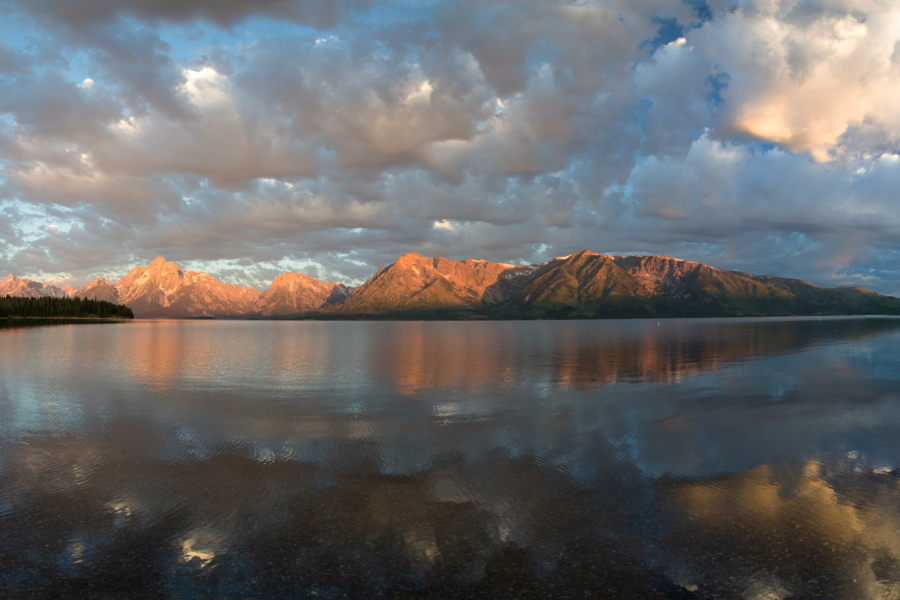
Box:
[0,0,898,293]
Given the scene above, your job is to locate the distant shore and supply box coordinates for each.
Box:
[123,313,894,322]
[3,316,132,321]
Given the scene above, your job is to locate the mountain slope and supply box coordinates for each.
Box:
[330,251,662,317]
[515,251,652,311]
[3,251,898,319]
[72,278,120,304]
[328,251,900,318]
[0,274,67,299]
[333,252,531,315]
[253,272,352,316]
[603,254,900,317]
[115,257,262,318]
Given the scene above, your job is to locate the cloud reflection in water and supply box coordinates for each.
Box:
[1,317,900,598]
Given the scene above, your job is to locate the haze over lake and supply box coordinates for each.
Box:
[3,318,900,598]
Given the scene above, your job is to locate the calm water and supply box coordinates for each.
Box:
[2,318,900,599]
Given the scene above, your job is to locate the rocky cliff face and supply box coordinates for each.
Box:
[0,274,67,299]
[72,278,120,303]
[114,257,262,318]
[519,251,651,307]
[332,251,658,315]
[612,255,705,296]
[611,254,788,301]
[334,252,530,314]
[253,272,352,316]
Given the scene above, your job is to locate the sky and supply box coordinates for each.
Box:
[1,0,900,293]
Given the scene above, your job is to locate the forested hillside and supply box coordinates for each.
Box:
[0,295,134,319]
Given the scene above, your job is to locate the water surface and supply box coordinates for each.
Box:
[2,317,900,598]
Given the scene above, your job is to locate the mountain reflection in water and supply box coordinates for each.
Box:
[1,317,900,599]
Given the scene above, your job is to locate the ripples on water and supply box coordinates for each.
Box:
[1,317,900,598]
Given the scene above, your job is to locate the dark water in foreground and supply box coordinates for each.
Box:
[2,318,900,599]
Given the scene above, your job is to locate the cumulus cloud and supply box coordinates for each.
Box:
[644,0,900,162]
[1,0,900,293]
[626,136,900,283]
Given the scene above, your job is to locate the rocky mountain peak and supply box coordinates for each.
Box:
[82,277,112,287]
[2,251,898,319]
[272,272,317,286]
[336,253,532,314]
[112,257,261,318]
[552,250,604,263]
[148,256,171,267]
[73,278,120,303]
[254,271,351,316]
[0,273,66,298]
[395,252,428,264]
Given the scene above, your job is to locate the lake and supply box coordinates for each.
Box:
[2,317,900,599]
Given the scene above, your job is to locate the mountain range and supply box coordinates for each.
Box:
[2,251,899,319]
[0,274,69,299]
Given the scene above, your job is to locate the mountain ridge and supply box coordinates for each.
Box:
[3,252,898,319]
[0,274,68,299]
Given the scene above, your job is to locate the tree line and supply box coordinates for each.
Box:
[0,295,134,319]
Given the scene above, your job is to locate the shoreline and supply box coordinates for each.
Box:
[125,313,898,322]
[3,316,133,321]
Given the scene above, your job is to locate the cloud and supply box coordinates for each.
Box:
[0,41,31,75]
[639,0,900,161]
[625,136,900,284]
[13,0,370,29]
[2,0,900,293]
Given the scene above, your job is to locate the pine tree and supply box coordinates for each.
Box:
[0,295,134,319]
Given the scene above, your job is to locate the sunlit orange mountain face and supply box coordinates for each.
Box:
[71,278,118,304]
[0,274,69,299]
[4,251,900,319]
[254,272,353,317]
[113,257,262,318]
